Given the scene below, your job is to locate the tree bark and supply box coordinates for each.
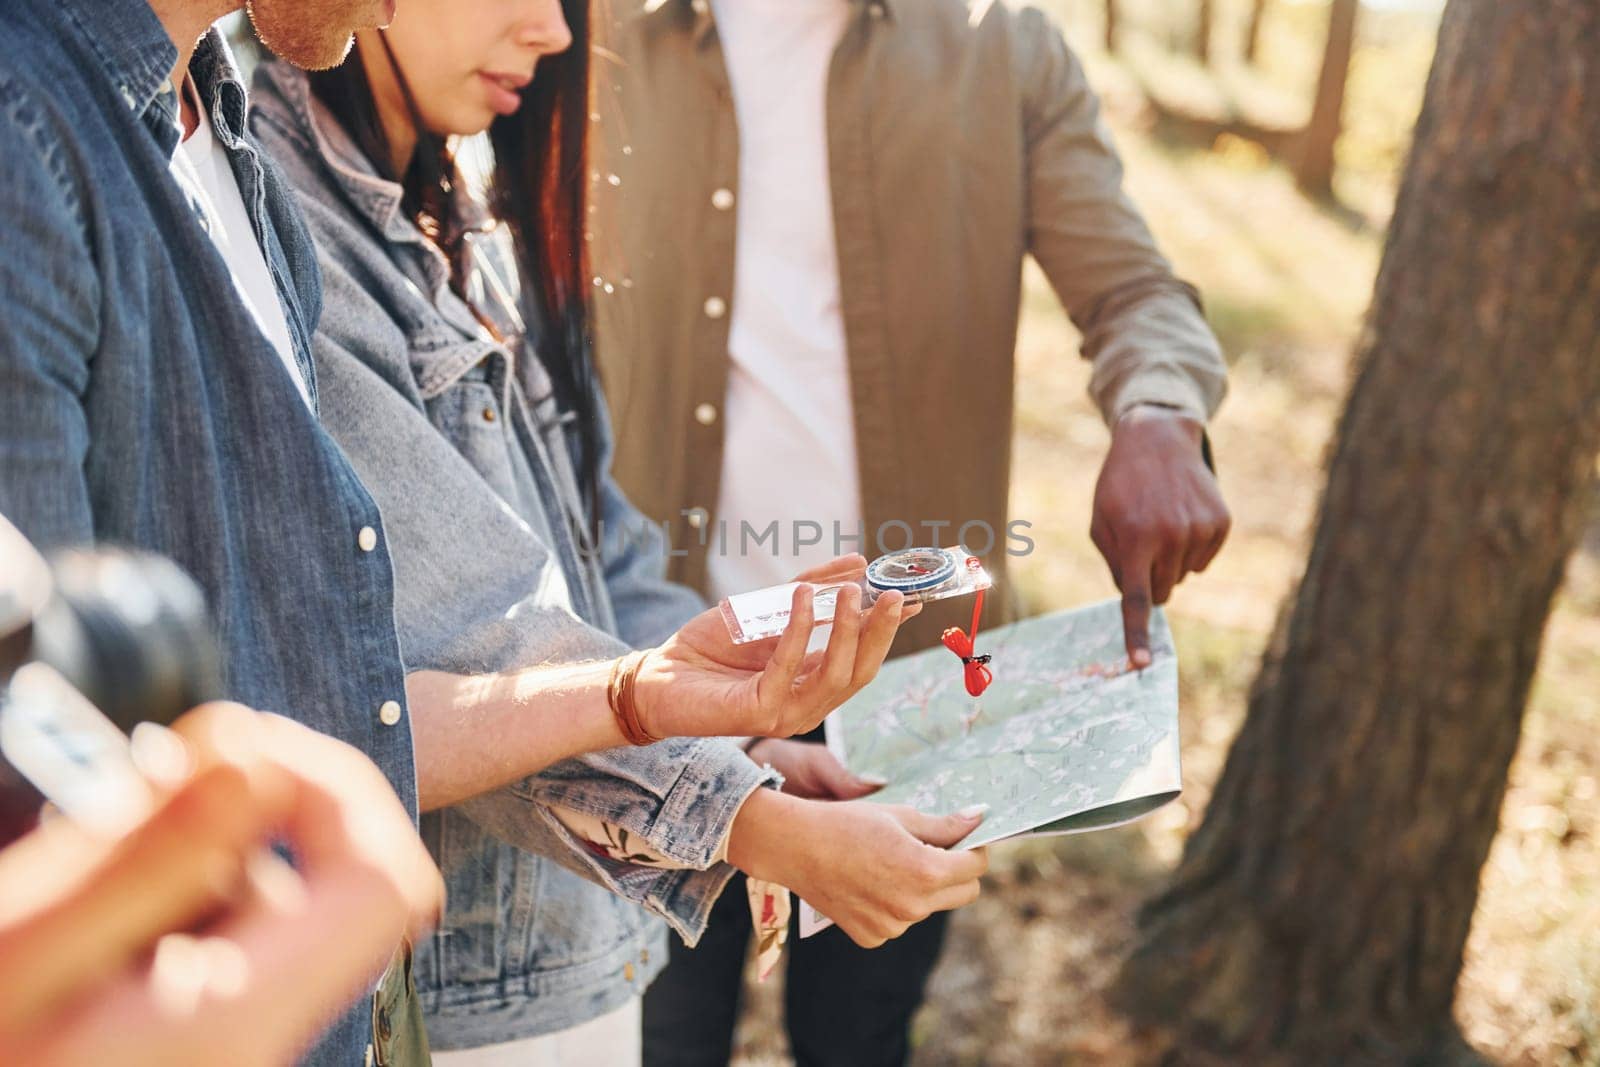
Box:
[1114,1,1600,1062]
[1244,0,1269,64]
[1105,0,1120,54]
[1292,0,1360,198]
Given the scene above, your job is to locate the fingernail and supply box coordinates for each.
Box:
[858,773,890,787]
[1132,649,1152,668]
[956,803,989,820]
[129,722,194,787]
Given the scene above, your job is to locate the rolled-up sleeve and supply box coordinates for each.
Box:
[461,739,776,944]
[1014,8,1228,425]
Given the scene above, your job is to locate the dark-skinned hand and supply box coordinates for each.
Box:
[1090,405,1231,668]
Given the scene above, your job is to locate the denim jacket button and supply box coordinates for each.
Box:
[378,700,402,726]
[357,526,379,552]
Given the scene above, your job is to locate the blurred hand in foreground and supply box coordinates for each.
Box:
[0,703,443,1067]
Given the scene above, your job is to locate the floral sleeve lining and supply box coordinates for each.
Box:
[550,805,791,980]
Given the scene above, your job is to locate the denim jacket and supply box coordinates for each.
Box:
[0,7,417,1064]
[250,62,776,1049]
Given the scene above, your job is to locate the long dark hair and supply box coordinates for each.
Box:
[307,4,601,538]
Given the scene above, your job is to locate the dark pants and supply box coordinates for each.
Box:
[642,870,949,1067]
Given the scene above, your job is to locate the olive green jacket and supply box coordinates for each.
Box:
[592,0,1227,652]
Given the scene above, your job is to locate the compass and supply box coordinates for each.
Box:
[865,547,959,594]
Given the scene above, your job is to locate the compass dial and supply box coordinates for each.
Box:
[866,548,959,593]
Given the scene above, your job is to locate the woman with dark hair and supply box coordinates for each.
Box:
[248,2,990,1062]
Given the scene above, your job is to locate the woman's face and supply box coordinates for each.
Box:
[378,0,573,137]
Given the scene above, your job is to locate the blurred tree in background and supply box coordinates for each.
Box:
[1113,0,1600,1062]
[1194,0,1215,65]
[1104,0,1383,204]
[1293,0,1360,197]
[1243,0,1270,64]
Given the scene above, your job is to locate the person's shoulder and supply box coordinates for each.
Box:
[992,2,1073,44]
[0,2,149,217]
[887,0,1070,62]
[887,0,1065,42]
[892,0,1042,27]
[0,0,117,126]
[915,2,1081,78]
[0,0,71,80]
[0,59,97,233]
[0,21,81,141]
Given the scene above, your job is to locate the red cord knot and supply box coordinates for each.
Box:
[941,587,992,696]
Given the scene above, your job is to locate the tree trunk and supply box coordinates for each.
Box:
[1195,0,1215,65]
[1113,1,1600,1063]
[1244,0,1269,64]
[1105,0,1120,54]
[1292,0,1360,198]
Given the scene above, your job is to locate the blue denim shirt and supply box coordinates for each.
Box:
[0,4,412,1065]
[249,62,777,1049]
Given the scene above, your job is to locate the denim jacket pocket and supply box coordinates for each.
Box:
[519,852,653,973]
[424,374,523,511]
[427,807,651,992]
[430,808,511,987]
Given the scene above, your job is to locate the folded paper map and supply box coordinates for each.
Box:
[802,599,1182,936]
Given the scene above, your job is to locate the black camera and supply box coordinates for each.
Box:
[0,514,222,845]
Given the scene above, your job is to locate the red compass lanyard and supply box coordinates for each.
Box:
[941,588,992,697]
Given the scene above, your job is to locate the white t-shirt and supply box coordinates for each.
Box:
[704,0,860,601]
[168,77,311,409]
